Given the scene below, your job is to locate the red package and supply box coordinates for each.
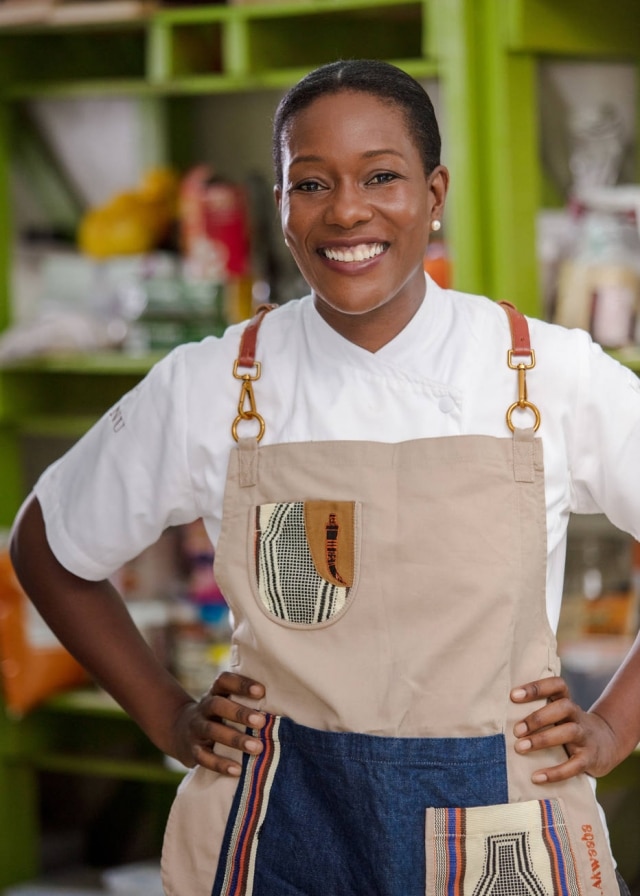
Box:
[179,165,250,281]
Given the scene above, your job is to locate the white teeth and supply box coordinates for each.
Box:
[323,243,385,263]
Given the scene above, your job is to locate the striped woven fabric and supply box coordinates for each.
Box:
[215,715,282,896]
[429,799,581,896]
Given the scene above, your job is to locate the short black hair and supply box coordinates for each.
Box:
[273,59,441,187]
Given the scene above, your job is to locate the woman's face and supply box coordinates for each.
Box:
[275,89,448,350]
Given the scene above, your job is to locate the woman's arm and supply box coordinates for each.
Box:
[10,494,265,774]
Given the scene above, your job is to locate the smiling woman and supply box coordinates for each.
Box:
[273,60,448,351]
[274,90,448,351]
[9,60,640,896]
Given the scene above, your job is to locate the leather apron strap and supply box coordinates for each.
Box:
[231,303,277,448]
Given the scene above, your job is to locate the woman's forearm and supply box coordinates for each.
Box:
[9,494,195,759]
[589,630,640,765]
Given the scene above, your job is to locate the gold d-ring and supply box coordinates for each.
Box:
[231,411,266,442]
[506,400,541,432]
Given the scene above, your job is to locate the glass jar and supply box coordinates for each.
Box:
[555,209,640,347]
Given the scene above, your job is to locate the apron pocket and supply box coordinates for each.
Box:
[425,798,581,896]
[252,499,359,627]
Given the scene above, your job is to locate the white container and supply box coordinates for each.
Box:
[102,861,164,896]
[3,887,104,896]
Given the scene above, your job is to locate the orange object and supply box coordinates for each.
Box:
[0,549,87,717]
[424,241,452,289]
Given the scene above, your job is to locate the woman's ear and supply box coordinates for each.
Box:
[273,185,289,247]
[429,165,450,219]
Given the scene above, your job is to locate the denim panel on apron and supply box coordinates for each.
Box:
[161,306,620,896]
[212,716,507,896]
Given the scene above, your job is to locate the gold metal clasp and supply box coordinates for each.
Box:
[231,359,266,442]
[506,349,541,432]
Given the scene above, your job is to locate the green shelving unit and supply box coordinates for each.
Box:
[477,0,640,313]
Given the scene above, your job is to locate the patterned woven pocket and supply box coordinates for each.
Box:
[253,500,358,626]
[426,799,581,896]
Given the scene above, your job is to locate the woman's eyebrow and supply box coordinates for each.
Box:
[289,148,404,167]
[288,155,323,170]
[361,148,404,160]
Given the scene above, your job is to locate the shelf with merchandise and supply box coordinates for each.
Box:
[0,0,436,99]
[475,0,640,319]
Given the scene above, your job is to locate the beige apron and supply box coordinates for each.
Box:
[161,306,618,896]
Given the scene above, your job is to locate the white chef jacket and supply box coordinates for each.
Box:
[35,274,640,632]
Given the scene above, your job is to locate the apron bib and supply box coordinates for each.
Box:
[161,308,618,896]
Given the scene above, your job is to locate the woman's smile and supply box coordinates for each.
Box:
[319,241,388,264]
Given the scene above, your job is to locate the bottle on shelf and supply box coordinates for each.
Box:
[554,201,640,348]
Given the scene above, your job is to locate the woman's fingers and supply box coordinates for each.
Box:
[211,670,266,702]
[520,749,590,785]
[186,672,268,775]
[205,692,266,729]
[510,676,569,705]
[192,716,264,776]
[510,675,621,782]
[514,697,579,738]
[514,720,583,756]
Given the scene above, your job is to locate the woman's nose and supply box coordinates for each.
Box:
[324,181,373,228]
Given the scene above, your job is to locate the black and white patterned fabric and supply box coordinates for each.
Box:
[255,502,349,625]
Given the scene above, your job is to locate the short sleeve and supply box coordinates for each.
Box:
[34,346,199,581]
[569,333,640,539]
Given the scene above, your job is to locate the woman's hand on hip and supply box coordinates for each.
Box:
[510,676,619,783]
[173,671,266,776]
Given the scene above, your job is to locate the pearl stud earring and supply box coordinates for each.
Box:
[430,219,441,233]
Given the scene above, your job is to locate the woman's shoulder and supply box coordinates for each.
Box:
[448,287,599,365]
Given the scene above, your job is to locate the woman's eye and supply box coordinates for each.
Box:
[368,172,398,185]
[294,180,324,192]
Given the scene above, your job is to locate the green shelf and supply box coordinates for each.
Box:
[2,351,165,375]
[1,0,432,98]
[505,0,640,56]
[5,79,157,101]
[15,414,102,438]
[41,687,128,718]
[610,348,640,374]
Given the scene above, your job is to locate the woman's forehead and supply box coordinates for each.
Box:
[283,91,411,151]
